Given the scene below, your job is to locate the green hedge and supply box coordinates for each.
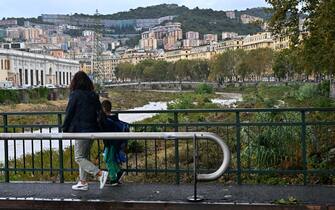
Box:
[0,88,69,104]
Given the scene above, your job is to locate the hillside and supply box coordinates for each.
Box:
[237,7,272,20]
[25,4,270,35]
[101,4,266,35]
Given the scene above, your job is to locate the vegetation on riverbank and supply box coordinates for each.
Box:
[1,84,334,184]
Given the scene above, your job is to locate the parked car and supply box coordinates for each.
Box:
[22,84,32,89]
[45,84,56,89]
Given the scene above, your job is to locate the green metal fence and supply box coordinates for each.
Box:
[0,108,335,185]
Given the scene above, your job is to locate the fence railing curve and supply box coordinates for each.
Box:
[0,132,231,182]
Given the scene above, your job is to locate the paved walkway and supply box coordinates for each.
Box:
[0,182,334,205]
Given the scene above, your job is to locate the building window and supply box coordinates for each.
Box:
[41,70,44,86]
[19,69,23,86]
[1,60,3,70]
[35,70,39,86]
[30,69,34,86]
[63,72,65,85]
[25,69,28,85]
[66,72,69,85]
[56,71,58,84]
[59,72,62,85]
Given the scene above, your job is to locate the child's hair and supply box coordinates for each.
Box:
[101,100,112,113]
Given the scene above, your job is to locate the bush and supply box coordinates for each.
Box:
[0,89,19,104]
[296,84,318,101]
[195,83,214,94]
[128,140,144,153]
[318,80,330,97]
[168,95,195,109]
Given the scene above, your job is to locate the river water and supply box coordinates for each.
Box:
[0,95,242,163]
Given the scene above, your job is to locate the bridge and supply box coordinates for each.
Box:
[0,108,335,209]
[104,81,219,90]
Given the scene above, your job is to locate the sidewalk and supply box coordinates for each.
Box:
[0,183,334,209]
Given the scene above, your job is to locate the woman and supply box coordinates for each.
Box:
[62,71,108,191]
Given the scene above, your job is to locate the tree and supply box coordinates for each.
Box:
[174,60,192,81]
[266,0,335,78]
[209,50,239,83]
[273,48,305,81]
[190,60,210,81]
[115,62,134,82]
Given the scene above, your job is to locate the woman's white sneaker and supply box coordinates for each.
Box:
[99,171,109,189]
[72,182,88,191]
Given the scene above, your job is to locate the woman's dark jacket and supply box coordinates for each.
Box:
[62,90,101,132]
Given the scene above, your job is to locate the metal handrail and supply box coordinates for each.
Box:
[0,132,230,181]
[1,107,335,115]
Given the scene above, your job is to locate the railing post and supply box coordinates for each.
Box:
[187,134,204,202]
[174,111,180,185]
[236,111,241,185]
[57,113,64,183]
[3,114,9,182]
[301,111,307,185]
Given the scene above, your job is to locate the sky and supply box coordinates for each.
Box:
[0,0,269,18]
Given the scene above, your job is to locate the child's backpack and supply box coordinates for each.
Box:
[102,115,129,163]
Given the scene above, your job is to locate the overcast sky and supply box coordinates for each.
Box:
[1,0,269,18]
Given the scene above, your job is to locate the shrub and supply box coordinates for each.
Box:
[168,95,195,109]
[296,84,318,101]
[318,80,330,97]
[195,83,214,94]
[0,89,19,104]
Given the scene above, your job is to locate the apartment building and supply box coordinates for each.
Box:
[183,31,201,48]
[203,34,218,44]
[119,49,156,65]
[222,32,239,40]
[6,27,43,41]
[216,37,244,53]
[140,22,183,50]
[242,32,273,50]
[225,11,236,19]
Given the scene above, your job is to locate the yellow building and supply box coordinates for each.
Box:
[273,36,290,51]
[164,46,216,62]
[101,56,120,81]
[215,38,244,53]
[119,49,156,65]
[242,32,273,50]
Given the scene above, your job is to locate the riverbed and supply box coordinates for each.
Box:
[0,95,242,164]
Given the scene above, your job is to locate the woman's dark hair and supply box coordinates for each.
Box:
[101,100,112,113]
[69,71,94,91]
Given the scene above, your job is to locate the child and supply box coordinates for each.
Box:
[101,100,126,186]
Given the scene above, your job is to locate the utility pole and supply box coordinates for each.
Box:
[92,9,104,86]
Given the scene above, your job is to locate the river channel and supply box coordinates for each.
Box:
[0,94,242,163]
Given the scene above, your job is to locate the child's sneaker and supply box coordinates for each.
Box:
[110,180,119,187]
[117,171,126,184]
[72,182,88,191]
[99,171,109,189]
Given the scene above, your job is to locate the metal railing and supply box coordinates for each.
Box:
[0,132,230,181]
[0,108,335,185]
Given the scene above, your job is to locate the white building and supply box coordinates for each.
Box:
[240,14,264,24]
[186,31,200,40]
[222,32,239,40]
[225,11,236,19]
[203,34,218,44]
[0,49,80,87]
